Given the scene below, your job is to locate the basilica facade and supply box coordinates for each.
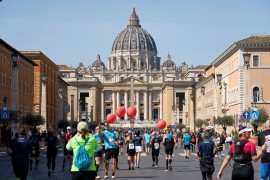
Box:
[59,8,205,129]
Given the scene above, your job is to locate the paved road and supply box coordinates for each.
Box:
[0,146,262,180]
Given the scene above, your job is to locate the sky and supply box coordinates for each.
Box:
[0,0,270,68]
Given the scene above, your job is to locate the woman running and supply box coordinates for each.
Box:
[162,129,175,172]
[125,130,136,170]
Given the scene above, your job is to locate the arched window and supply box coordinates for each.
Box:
[253,87,260,102]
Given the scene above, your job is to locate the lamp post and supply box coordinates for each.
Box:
[243,53,251,69]
[59,88,64,120]
[71,94,74,125]
[200,86,205,96]
[91,105,93,122]
[79,99,82,122]
[41,74,47,131]
[85,103,88,122]
[190,87,196,131]
[243,52,251,110]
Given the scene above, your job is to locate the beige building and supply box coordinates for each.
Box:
[197,36,270,131]
[60,8,205,129]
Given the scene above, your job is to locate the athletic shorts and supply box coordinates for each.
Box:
[135,146,143,153]
[165,148,173,155]
[30,149,40,158]
[105,148,118,160]
[184,144,190,150]
[64,148,73,156]
[94,151,102,158]
[260,163,270,180]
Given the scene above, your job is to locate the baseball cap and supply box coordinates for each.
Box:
[77,122,89,132]
[67,126,71,130]
[239,128,252,135]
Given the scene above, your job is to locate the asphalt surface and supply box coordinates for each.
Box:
[0,144,262,180]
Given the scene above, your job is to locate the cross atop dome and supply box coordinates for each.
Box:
[128,7,141,28]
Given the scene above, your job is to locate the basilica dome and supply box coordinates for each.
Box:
[111,7,157,53]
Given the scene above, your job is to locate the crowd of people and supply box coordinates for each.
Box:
[4,119,270,180]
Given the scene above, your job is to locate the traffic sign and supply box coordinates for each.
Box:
[250,111,259,120]
[242,111,250,119]
[1,109,9,119]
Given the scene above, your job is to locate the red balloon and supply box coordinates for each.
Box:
[116,106,126,118]
[127,106,136,118]
[157,119,167,130]
[106,113,116,124]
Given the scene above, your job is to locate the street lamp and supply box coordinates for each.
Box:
[201,86,205,95]
[243,53,251,69]
[85,103,88,122]
[79,99,82,121]
[71,94,74,124]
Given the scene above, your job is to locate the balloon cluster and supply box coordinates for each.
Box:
[106,106,137,124]
[106,106,167,129]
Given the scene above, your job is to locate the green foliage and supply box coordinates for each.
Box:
[9,110,21,123]
[213,115,234,132]
[195,119,206,128]
[57,119,70,130]
[21,114,45,127]
[177,123,186,130]
[249,107,269,135]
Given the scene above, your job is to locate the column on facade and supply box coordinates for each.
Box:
[101,91,104,121]
[149,90,152,121]
[160,91,163,119]
[136,90,140,120]
[41,81,47,131]
[116,91,120,121]
[112,90,116,114]
[124,91,128,120]
[144,91,148,120]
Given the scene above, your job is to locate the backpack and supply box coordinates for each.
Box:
[232,139,251,163]
[191,136,196,143]
[166,133,172,143]
[74,138,91,170]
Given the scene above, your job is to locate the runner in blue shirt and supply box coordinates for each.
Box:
[102,122,118,179]
[183,131,192,159]
[144,130,151,155]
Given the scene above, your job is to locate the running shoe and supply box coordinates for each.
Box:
[152,163,155,167]
[112,175,116,179]
[51,171,55,176]
[166,169,169,172]
[48,171,51,177]
[155,165,159,168]
[169,164,172,171]
[96,175,100,179]
[104,175,108,179]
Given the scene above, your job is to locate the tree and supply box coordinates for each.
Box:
[21,114,45,128]
[177,123,186,131]
[250,107,269,135]
[213,115,234,132]
[9,110,22,123]
[57,119,71,131]
[195,119,206,129]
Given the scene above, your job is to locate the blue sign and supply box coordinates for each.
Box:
[250,111,259,120]
[1,110,9,119]
[242,111,250,119]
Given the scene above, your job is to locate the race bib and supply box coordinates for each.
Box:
[154,143,159,149]
[265,135,270,153]
[129,143,135,150]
